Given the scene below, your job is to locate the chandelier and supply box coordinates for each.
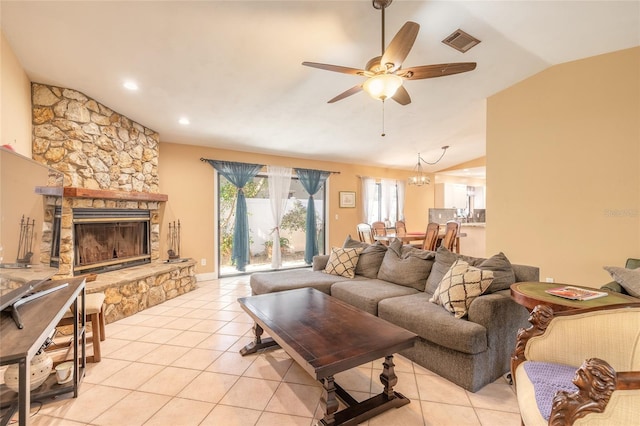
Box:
[408,146,449,186]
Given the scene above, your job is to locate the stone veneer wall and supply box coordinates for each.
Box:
[31,83,159,191]
[95,260,197,323]
[30,83,196,322]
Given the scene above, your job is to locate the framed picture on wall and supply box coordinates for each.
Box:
[339,191,356,208]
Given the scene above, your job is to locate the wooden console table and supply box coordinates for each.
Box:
[0,277,86,426]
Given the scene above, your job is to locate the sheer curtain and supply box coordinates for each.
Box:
[267,166,292,269]
[396,180,406,221]
[380,179,395,224]
[294,168,331,264]
[205,160,263,272]
[360,177,376,223]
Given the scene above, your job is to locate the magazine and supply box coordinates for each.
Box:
[545,286,608,301]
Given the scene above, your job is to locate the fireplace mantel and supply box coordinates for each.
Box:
[64,187,168,202]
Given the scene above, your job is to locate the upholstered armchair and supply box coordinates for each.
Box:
[511,304,640,425]
[601,258,640,296]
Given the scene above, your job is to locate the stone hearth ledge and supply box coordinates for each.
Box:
[83,259,197,323]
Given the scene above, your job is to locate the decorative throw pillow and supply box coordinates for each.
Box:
[323,246,363,279]
[342,234,387,278]
[429,259,494,318]
[425,246,459,294]
[472,252,516,293]
[603,266,640,297]
[377,239,435,291]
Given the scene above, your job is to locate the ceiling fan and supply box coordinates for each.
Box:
[302,0,477,105]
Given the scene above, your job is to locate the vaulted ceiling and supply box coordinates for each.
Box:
[2,1,638,171]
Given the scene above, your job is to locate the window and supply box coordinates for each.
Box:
[361,177,405,225]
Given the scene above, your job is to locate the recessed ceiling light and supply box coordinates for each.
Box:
[123,81,138,91]
[178,117,190,125]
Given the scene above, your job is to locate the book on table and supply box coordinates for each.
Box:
[545,286,608,301]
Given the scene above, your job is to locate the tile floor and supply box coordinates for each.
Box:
[8,276,522,425]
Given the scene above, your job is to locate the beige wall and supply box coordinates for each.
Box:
[487,47,640,287]
[0,31,32,156]
[158,142,434,276]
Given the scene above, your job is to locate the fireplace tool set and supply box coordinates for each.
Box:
[16,215,35,265]
[167,220,182,262]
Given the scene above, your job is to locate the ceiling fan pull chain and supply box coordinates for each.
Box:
[381,101,386,137]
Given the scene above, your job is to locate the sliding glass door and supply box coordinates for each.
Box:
[217,173,325,276]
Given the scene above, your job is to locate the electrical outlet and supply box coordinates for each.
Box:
[545,277,554,283]
[201,258,206,266]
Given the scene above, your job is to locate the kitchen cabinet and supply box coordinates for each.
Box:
[435,183,485,210]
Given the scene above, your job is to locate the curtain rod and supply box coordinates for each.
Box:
[200,158,340,174]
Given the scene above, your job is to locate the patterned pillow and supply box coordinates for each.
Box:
[429,259,494,318]
[323,247,364,278]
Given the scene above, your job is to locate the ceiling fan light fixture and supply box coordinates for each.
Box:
[363,73,403,100]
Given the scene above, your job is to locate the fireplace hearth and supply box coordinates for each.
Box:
[73,208,151,275]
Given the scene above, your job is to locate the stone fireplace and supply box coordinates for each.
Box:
[31,83,196,322]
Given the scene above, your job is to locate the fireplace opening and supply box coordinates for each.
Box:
[73,208,151,275]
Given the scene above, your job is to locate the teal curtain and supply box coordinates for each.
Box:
[206,160,263,272]
[294,168,331,264]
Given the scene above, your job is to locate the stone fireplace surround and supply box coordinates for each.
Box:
[32,83,196,323]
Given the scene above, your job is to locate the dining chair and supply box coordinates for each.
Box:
[440,220,460,252]
[422,222,440,251]
[371,221,387,237]
[356,223,374,244]
[394,220,407,237]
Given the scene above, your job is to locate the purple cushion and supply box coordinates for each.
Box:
[523,361,578,420]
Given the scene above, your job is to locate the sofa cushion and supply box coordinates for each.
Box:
[378,293,488,354]
[377,239,435,291]
[522,361,578,421]
[603,266,640,297]
[250,269,365,295]
[425,246,459,294]
[343,235,388,279]
[469,252,516,293]
[324,246,363,278]
[331,279,418,315]
[430,259,494,319]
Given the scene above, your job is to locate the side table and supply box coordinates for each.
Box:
[0,277,86,426]
[510,281,638,312]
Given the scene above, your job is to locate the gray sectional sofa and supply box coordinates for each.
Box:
[249,237,539,392]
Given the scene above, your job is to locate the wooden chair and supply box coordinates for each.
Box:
[422,222,440,251]
[371,221,387,237]
[440,220,460,252]
[356,223,374,244]
[394,220,407,237]
[512,303,640,425]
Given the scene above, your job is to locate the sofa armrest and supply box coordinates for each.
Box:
[467,291,529,331]
[312,255,330,271]
[601,280,627,294]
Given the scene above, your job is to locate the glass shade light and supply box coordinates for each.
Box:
[363,74,403,101]
[408,161,431,186]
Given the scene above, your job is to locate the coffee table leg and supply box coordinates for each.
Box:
[239,323,278,356]
[320,375,339,425]
[380,355,398,400]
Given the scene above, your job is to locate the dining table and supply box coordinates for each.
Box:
[374,231,466,253]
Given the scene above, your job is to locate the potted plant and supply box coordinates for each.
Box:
[264,237,290,258]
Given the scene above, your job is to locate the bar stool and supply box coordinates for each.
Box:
[58,292,106,362]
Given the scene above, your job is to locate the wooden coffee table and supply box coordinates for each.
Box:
[238,288,417,426]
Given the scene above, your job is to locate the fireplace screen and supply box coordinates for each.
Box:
[73,208,151,274]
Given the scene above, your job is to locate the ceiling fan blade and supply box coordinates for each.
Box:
[398,62,477,80]
[380,21,420,73]
[327,85,363,103]
[302,62,367,76]
[392,85,411,105]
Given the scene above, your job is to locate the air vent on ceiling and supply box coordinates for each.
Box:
[442,29,481,53]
